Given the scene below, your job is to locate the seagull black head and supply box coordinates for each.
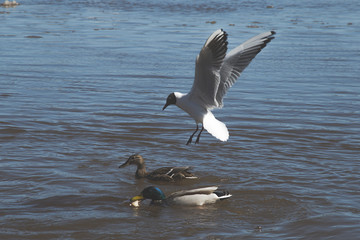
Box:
[162,92,176,110]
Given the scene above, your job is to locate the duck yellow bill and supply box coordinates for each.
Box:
[131,195,144,202]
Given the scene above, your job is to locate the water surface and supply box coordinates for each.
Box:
[1,0,359,239]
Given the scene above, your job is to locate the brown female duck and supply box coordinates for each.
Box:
[119,154,198,182]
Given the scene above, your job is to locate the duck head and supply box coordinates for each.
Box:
[119,154,144,168]
[162,92,176,110]
[130,186,166,204]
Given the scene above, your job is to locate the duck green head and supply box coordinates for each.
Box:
[131,186,166,203]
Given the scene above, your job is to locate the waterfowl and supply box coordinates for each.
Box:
[163,29,275,144]
[1,0,19,7]
[119,154,198,182]
[130,186,232,207]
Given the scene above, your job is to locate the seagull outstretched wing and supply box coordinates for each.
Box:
[216,31,276,108]
[189,29,228,109]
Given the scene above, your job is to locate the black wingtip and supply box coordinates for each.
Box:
[264,31,276,44]
[220,28,228,36]
[268,31,276,41]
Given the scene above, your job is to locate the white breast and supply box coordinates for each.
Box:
[175,92,207,124]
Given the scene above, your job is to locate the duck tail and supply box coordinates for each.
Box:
[203,112,229,142]
[183,167,198,179]
[214,190,232,200]
[184,176,198,179]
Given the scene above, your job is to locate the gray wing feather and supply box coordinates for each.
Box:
[216,31,276,108]
[189,29,228,109]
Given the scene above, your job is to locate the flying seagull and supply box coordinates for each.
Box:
[163,29,276,145]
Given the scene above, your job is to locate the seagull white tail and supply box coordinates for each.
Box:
[203,112,229,142]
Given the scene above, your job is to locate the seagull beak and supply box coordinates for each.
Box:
[162,102,169,111]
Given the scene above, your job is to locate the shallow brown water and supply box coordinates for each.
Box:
[1,0,360,239]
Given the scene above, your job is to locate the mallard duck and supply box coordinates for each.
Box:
[119,154,198,182]
[130,186,232,207]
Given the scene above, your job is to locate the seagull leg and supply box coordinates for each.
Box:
[195,125,204,144]
[186,124,199,145]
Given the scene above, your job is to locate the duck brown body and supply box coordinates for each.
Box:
[119,154,198,182]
